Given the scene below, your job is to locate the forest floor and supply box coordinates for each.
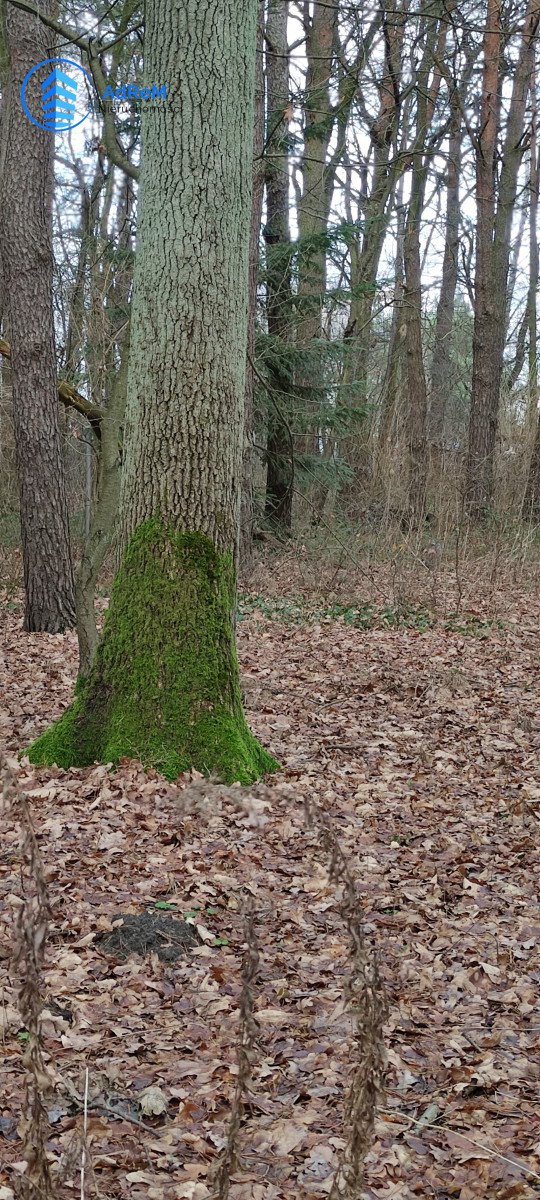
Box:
[1,551,540,1199]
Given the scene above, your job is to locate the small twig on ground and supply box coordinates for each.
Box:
[379,1107,540,1184]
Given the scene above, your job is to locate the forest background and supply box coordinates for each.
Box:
[1,2,540,1199]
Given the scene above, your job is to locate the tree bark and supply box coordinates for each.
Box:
[428,93,462,455]
[240,0,265,570]
[403,5,446,525]
[0,1,75,631]
[524,72,540,517]
[376,172,406,467]
[403,172,429,526]
[264,0,294,532]
[466,0,540,516]
[74,168,135,677]
[339,1,407,509]
[29,0,278,784]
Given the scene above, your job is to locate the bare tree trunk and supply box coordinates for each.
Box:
[428,93,462,455]
[467,0,540,516]
[296,0,337,349]
[404,175,429,526]
[339,1,407,509]
[524,68,540,516]
[0,2,75,630]
[264,0,293,532]
[403,5,446,524]
[240,0,265,569]
[377,173,406,466]
[74,169,135,676]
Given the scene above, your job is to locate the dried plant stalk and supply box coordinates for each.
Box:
[212,898,259,1200]
[304,795,387,1197]
[1,757,56,1200]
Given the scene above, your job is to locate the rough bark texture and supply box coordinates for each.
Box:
[296,0,337,349]
[264,0,294,532]
[524,73,540,517]
[340,1,406,509]
[404,7,446,524]
[240,0,265,570]
[74,333,128,677]
[29,0,278,784]
[403,182,429,526]
[0,2,75,632]
[466,0,540,515]
[73,166,135,676]
[119,1,256,556]
[428,95,462,453]
[31,523,273,782]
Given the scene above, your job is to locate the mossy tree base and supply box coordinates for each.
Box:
[28,521,279,784]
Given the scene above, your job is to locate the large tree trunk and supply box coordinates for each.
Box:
[264,0,294,532]
[0,2,75,631]
[29,0,278,784]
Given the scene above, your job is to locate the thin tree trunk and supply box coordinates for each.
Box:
[404,6,446,525]
[524,69,540,516]
[74,330,128,676]
[0,2,75,630]
[240,0,265,570]
[467,0,540,516]
[29,0,278,785]
[466,0,502,516]
[74,169,135,676]
[264,0,293,532]
[404,173,429,526]
[428,93,462,455]
[296,0,337,349]
[377,171,406,465]
[339,1,408,509]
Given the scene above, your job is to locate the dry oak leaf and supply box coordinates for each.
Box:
[139,1085,169,1116]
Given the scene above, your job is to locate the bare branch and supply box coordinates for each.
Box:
[0,336,104,437]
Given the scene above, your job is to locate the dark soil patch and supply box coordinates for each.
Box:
[98,911,200,962]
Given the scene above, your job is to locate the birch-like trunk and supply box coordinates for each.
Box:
[30,0,278,784]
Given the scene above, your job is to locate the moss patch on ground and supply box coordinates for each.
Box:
[28,520,279,784]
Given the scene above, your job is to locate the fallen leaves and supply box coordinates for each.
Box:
[1,577,540,1198]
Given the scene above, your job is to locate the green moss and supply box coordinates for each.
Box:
[28,520,279,784]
